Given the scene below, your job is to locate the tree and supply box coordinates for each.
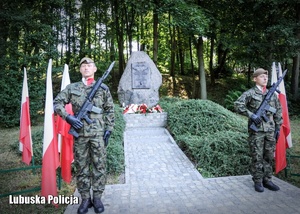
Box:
[291,3,300,100]
[0,0,63,127]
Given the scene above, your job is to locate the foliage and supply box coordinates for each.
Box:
[106,105,125,174]
[1,0,300,129]
[160,97,250,177]
[160,98,247,136]
[176,131,250,177]
[224,86,247,111]
[0,0,63,128]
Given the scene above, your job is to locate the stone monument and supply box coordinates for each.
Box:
[118,51,162,107]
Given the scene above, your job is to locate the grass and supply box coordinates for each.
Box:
[0,126,74,213]
[0,128,123,213]
[276,115,300,187]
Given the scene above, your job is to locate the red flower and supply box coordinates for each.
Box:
[137,103,148,113]
[153,104,163,113]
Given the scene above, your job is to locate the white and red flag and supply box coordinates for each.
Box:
[41,59,60,202]
[19,68,33,165]
[271,62,293,174]
[56,64,74,183]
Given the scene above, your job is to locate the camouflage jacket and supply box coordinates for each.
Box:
[234,86,282,132]
[53,81,115,136]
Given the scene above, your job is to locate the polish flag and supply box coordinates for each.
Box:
[56,64,74,183]
[41,59,60,201]
[19,68,33,165]
[271,62,293,174]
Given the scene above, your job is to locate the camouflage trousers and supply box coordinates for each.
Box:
[248,130,276,183]
[74,133,107,199]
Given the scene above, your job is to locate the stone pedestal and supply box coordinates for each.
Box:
[123,112,167,128]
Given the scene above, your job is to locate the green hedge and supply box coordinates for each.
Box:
[106,105,125,174]
[160,97,250,178]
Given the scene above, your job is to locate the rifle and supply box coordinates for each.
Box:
[69,61,115,138]
[249,69,287,132]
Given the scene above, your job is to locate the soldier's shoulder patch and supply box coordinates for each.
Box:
[71,82,82,87]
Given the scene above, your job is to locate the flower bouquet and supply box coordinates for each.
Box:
[123,103,163,114]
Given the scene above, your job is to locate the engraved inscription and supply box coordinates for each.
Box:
[131,62,151,89]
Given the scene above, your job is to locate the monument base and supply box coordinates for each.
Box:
[123,112,167,128]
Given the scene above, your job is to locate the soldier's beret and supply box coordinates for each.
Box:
[253,68,268,77]
[80,57,94,65]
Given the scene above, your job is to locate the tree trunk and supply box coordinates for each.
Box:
[153,6,159,65]
[189,37,195,98]
[291,54,299,100]
[291,3,300,100]
[140,15,146,51]
[196,36,207,99]
[113,0,124,77]
[209,35,215,85]
[178,28,184,76]
[79,6,87,58]
[169,13,176,77]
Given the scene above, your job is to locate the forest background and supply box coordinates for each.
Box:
[1,0,300,128]
[1,1,300,212]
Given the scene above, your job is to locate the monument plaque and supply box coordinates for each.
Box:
[118,51,162,107]
[131,62,150,89]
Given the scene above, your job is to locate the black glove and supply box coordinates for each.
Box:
[250,114,262,125]
[274,128,280,142]
[103,130,111,147]
[66,115,83,130]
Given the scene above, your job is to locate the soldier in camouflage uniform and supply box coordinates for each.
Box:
[234,68,282,193]
[54,57,115,214]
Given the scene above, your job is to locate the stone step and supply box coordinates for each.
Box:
[124,127,170,143]
[125,127,166,135]
[123,112,168,128]
[125,136,170,144]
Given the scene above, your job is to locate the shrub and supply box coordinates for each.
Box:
[106,105,125,174]
[160,97,250,177]
[176,131,250,177]
[161,98,247,136]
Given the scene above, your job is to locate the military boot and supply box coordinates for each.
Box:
[263,180,280,191]
[77,198,92,214]
[93,197,104,213]
[254,182,264,192]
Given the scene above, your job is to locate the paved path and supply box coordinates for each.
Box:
[65,126,300,214]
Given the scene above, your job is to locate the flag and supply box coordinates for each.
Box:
[56,64,74,183]
[19,68,33,165]
[41,59,60,202]
[271,62,293,174]
[277,63,292,148]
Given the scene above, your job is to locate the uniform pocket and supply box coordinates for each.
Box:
[70,89,82,97]
[249,95,262,110]
[70,89,84,112]
[93,90,104,108]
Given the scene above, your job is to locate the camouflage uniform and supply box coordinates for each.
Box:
[234,86,282,183]
[54,81,115,199]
